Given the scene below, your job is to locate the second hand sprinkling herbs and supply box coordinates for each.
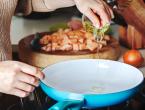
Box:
[82,15,110,41]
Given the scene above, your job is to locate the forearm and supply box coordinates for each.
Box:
[32,0,75,12]
[0,0,18,61]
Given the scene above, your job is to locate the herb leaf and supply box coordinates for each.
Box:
[82,15,110,40]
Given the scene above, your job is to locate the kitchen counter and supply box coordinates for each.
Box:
[0,10,141,110]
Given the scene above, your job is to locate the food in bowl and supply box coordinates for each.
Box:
[18,19,121,67]
[32,19,120,56]
[39,28,111,52]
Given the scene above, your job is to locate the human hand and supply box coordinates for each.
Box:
[0,61,44,97]
[74,0,114,28]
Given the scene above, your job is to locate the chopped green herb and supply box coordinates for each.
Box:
[82,15,110,40]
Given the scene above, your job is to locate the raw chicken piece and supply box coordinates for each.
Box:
[60,44,72,51]
[73,43,79,51]
[79,43,86,50]
[39,28,109,52]
[86,39,98,51]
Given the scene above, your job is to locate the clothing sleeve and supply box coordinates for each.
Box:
[0,0,18,61]
[15,0,75,15]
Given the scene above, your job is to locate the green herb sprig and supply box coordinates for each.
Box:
[82,15,110,41]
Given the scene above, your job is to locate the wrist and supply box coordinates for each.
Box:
[32,0,54,12]
[32,0,75,12]
[73,0,80,4]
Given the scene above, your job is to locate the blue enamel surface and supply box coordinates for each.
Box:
[40,59,144,109]
[40,81,142,108]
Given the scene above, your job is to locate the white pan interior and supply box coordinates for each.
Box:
[42,59,143,94]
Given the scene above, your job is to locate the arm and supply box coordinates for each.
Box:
[16,0,75,16]
[32,0,75,12]
[0,0,18,61]
[20,0,112,28]
[0,0,44,97]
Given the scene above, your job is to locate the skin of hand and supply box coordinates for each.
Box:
[32,0,75,12]
[0,61,44,97]
[74,0,114,28]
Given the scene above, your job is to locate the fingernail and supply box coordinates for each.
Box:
[36,82,40,87]
[36,68,44,79]
[41,72,45,79]
[113,5,117,9]
[34,80,40,87]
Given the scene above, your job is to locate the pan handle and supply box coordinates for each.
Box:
[48,100,84,110]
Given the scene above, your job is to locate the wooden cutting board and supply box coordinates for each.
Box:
[18,33,121,68]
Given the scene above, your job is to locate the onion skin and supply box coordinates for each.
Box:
[123,50,144,67]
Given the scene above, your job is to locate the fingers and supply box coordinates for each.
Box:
[92,5,110,27]
[101,7,111,26]
[85,9,101,28]
[0,61,43,98]
[102,1,114,19]
[108,6,114,19]
[18,62,44,80]
[16,71,39,87]
[14,81,35,93]
[10,88,29,98]
[82,0,114,28]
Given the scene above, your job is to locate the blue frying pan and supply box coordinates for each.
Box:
[40,59,144,110]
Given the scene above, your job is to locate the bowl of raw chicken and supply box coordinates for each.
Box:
[18,19,121,68]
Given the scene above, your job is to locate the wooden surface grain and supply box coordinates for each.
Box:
[119,25,145,49]
[18,34,121,68]
[117,0,145,36]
